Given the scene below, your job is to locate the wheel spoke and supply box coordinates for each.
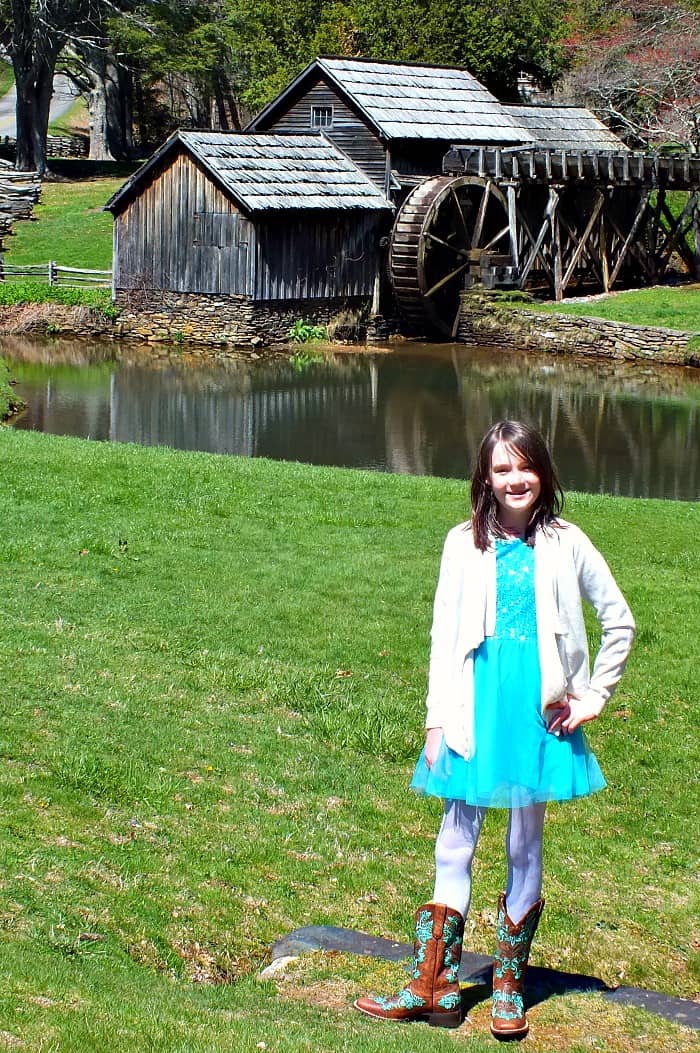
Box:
[471,181,492,248]
[450,187,472,245]
[482,224,510,252]
[424,232,471,259]
[424,260,470,298]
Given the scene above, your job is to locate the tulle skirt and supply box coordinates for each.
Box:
[411,636,606,809]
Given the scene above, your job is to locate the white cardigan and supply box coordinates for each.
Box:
[425,519,635,759]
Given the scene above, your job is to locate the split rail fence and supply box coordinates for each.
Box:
[0,261,112,288]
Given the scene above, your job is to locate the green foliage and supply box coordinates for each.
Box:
[288,318,327,343]
[0,281,114,312]
[124,0,570,121]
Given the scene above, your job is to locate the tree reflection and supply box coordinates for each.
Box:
[2,337,698,501]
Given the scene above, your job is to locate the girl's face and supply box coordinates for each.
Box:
[489,441,542,529]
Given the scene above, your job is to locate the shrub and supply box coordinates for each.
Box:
[288,318,327,343]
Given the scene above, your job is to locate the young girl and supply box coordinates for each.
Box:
[354,420,635,1039]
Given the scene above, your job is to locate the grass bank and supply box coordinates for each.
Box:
[4,178,122,271]
[536,286,700,333]
[0,358,25,419]
[0,430,698,1052]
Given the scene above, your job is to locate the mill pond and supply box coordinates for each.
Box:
[2,335,699,502]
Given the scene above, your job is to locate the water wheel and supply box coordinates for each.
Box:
[389,175,512,336]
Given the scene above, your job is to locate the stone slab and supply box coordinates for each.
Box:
[271,925,700,1031]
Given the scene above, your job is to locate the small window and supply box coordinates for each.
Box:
[311,105,333,129]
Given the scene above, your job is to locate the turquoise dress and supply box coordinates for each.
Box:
[411,537,606,808]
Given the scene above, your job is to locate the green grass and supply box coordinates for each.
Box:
[0,280,114,311]
[4,178,122,270]
[47,95,89,140]
[0,58,14,97]
[0,429,697,1052]
[0,359,25,419]
[537,286,700,333]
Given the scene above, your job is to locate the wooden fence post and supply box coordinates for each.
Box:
[49,261,57,286]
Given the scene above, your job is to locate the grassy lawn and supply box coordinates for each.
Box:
[0,281,114,312]
[0,428,697,1051]
[4,178,122,271]
[0,58,14,98]
[536,286,700,333]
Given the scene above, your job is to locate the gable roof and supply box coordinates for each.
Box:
[248,56,532,145]
[105,131,394,215]
[504,105,627,152]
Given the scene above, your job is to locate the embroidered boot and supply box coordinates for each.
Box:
[354,902,464,1027]
[490,893,544,1039]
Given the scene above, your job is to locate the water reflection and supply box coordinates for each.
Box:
[2,335,699,500]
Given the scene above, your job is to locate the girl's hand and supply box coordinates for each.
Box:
[424,727,444,768]
[547,695,599,735]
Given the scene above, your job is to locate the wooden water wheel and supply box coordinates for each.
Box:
[389,175,512,336]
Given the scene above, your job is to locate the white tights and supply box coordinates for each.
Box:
[432,799,546,923]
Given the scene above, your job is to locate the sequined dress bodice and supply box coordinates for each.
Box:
[492,538,537,641]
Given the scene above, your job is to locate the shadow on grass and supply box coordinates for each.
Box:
[271,925,700,1031]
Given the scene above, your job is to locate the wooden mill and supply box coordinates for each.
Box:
[251,57,700,337]
[109,57,700,343]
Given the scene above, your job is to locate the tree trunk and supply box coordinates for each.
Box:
[213,69,242,132]
[74,44,135,160]
[114,66,135,158]
[88,76,115,161]
[10,0,59,174]
[12,57,55,174]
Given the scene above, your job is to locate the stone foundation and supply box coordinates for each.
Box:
[114,289,374,347]
[458,291,699,368]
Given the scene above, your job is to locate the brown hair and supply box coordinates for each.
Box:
[470,420,564,551]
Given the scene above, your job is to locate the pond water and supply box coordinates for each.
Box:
[2,334,699,501]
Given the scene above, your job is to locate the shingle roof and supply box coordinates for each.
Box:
[504,105,626,152]
[250,57,532,144]
[105,131,393,214]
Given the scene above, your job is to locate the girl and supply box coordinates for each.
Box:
[354,420,635,1038]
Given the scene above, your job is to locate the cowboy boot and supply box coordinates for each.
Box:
[354,902,464,1027]
[490,893,544,1039]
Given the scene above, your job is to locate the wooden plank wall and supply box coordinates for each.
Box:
[114,151,256,295]
[114,146,388,302]
[255,212,386,301]
[264,82,388,190]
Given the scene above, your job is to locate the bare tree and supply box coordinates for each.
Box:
[561,0,700,152]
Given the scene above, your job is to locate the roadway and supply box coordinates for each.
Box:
[0,74,81,138]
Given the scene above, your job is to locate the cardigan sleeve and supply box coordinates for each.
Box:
[572,528,635,714]
[424,527,464,729]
